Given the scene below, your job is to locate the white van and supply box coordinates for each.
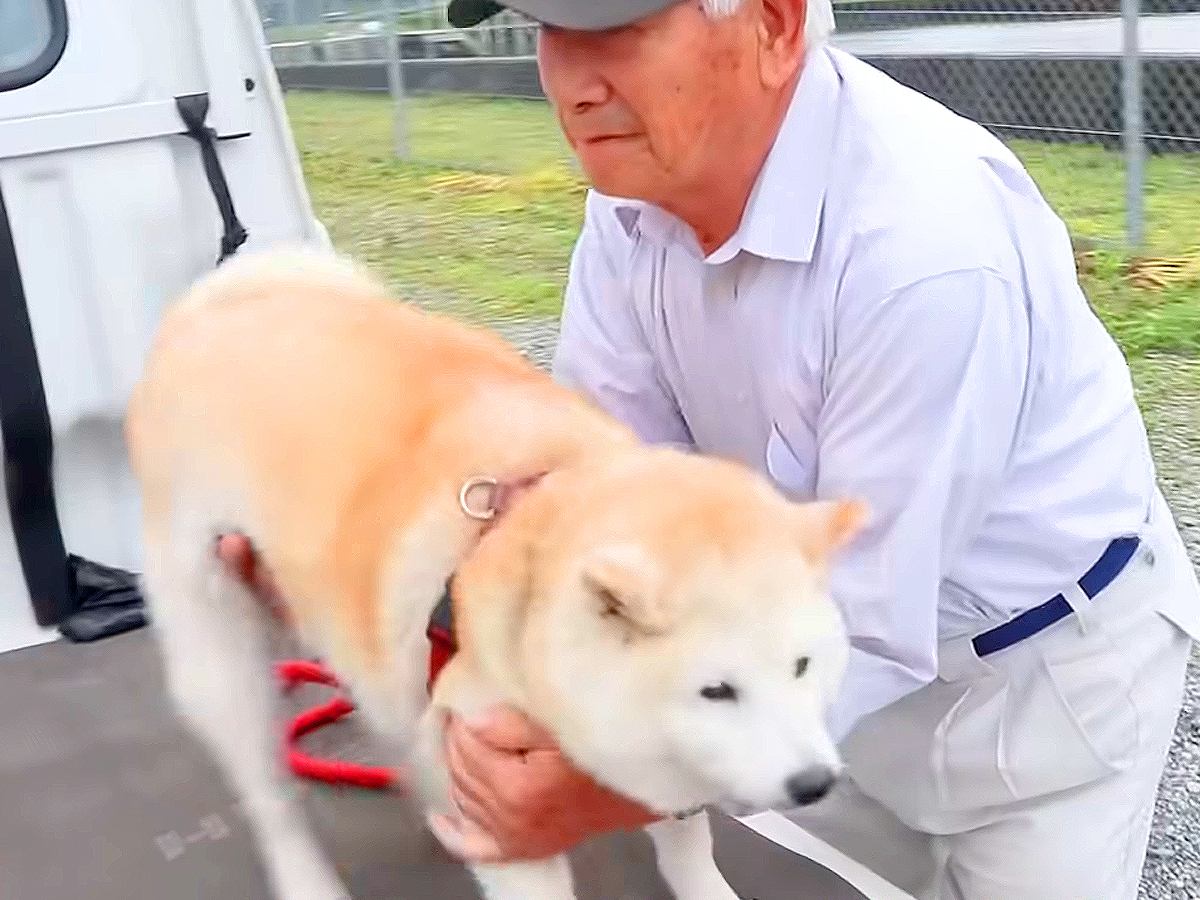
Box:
[0,0,326,653]
[0,10,921,899]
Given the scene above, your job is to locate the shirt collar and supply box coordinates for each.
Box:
[605,45,842,266]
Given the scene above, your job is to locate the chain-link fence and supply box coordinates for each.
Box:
[824,0,1200,253]
[262,0,1198,354]
[265,1,1198,252]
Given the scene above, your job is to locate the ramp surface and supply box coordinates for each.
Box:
[0,630,870,899]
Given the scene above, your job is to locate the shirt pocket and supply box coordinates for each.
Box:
[765,420,817,500]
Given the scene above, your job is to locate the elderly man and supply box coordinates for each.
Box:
[431,0,1200,895]
[219,0,1200,896]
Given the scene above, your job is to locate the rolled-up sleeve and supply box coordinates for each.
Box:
[818,267,1030,742]
[551,195,693,449]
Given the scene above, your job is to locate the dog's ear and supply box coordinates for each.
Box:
[581,544,671,637]
[793,499,868,561]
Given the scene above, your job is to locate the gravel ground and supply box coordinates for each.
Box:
[442,304,1200,897]
[1135,358,1200,900]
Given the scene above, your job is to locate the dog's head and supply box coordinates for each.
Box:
[465,448,864,818]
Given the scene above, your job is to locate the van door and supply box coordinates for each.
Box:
[0,0,326,652]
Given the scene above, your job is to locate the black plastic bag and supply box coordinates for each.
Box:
[58,554,147,643]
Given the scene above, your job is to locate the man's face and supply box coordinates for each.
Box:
[536,0,762,203]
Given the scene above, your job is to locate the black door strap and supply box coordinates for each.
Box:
[0,187,72,626]
[175,93,249,264]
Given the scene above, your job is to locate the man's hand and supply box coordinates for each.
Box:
[431,706,661,863]
[214,533,283,606]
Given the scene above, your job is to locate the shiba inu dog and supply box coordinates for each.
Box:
[125,248,862,900]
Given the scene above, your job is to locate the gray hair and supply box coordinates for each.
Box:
[702,0,835,48]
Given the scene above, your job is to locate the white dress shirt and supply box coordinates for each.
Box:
[550,45,1158,740]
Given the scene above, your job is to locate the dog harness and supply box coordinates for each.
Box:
[277,472,545,789]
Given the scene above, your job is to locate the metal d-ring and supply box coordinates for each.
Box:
[459,476,499,521]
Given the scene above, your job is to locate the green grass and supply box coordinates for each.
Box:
[285,90,1200,353]
[288,93,583,318]
[1011,142,1197,257]
[1008,141,1200,357]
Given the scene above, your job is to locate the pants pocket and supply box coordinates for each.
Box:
[935,624,1140,810]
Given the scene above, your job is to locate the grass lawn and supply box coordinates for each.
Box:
[285,91,1200,363]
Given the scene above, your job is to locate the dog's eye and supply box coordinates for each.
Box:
[795,656,811,678]
[699,682,738,702]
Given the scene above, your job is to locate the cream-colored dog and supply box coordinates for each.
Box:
[125,248,862,900]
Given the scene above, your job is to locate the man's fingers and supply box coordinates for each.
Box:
[215,533,256,582]
[463,706,557,752]
[444,720,506,813]
[214,532,283,604]
[445,712,547,813]
[448,711,533,772]
[449,780,502,838]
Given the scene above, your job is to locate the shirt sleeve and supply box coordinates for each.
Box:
[551,195,693,450]
[818,266,1030,742]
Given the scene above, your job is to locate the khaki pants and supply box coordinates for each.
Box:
[789,491,1200,899]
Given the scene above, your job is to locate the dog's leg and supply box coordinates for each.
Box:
[412,664,577,900]
[414,709,576,900]
[144,534,349,900]
[468,857,576,900]
[646,812,740,900]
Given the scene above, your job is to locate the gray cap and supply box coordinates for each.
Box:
[447,0,679,31]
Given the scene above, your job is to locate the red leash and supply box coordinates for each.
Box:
[276,631,454,790]
[275,659,396,790]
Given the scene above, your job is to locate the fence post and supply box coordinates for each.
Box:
[1120,0,1144,249]
[386,0,410,160]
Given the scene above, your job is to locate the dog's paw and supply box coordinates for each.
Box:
[694,885,740,900]
[673,873,741,900]
[269,858,353,900]
[277,882,352,900]
[427,811,504,862]
[686,888,740,900]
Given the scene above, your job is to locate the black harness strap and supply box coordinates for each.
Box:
[0,186,72,626]
[426,584,456,648]
[176,93,249,265]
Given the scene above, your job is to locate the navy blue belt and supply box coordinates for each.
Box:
[971,536,1142,658]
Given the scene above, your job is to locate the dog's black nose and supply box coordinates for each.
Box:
[785,766,836,807]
